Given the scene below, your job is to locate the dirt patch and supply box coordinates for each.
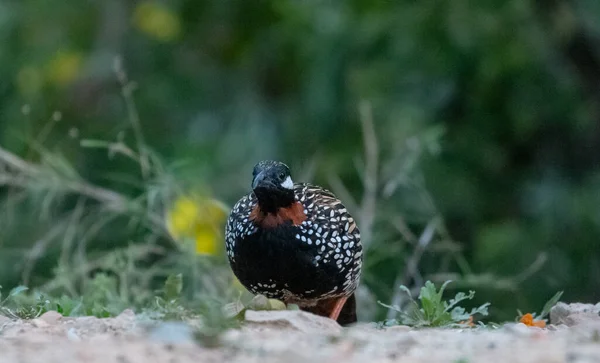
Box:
[0,304,599,363]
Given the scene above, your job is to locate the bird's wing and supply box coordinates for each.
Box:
[225,192,257,261]
[293,183,363,294]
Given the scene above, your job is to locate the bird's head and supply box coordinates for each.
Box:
[251,160,295,213]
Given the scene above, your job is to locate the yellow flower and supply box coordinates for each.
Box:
[46,51,83,86]
[133,2,181,43]
[166,195,228,256]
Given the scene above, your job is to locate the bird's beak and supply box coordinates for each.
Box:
[252,171,266,190]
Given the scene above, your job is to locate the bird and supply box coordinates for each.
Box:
[225,160,363,325]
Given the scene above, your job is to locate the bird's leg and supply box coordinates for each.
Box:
[328,296,349,321]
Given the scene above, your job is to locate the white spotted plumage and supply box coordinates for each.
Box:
[225,182,363,299]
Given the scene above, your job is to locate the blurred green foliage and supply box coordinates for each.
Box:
[1,0,599,322]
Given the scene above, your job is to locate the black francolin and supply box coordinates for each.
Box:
[225,160,363,325]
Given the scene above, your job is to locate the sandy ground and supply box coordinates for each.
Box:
[0,303,599,363]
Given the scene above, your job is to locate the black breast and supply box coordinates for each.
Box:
[225,183,363,303]
[230,222,344,300]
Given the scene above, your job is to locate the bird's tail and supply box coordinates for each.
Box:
[336,293,357,326]
[302,293,358,326]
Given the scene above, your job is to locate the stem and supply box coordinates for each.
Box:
[0,145,173,242]
[358,100,378,247]
[114,56,151,179]
[386,218,438,320]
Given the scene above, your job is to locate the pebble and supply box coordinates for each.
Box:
[39,311,62,324]
[245,310,342,334]
[31,319,49,328]
[268,299,287,311]
[551,302,600,327]
[504,323,536,336]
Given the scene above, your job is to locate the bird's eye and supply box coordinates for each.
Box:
[279,172,286,179]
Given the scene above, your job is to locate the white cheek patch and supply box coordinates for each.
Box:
[281,176,294,190]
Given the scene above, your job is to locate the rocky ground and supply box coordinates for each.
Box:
[0,303,599,363]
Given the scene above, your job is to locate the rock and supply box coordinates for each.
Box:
[268,299,287,311]
[550,302,600,327]
[109,309,137,333]
[31,319,49,328]
[246,295,271,311]
[504,323,536,336]
[148,322,195,344]
[244,310,342,334]
[39,311,62,324]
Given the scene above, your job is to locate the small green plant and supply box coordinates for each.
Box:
[0,285,45,319]
[378,280,490,328]
[145,273,194,320]
[516,291,563,327]
[0,279,121,319]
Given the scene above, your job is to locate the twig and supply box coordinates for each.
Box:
[386,218,439,320]
[75,211,121,277]
[358,100,378,247]
[21,219,70,285]
[0,145,125,207]
[389,215,418,245]
[66,181,127,207]
[513,252,548,284]
[114,56,150,179]
[0,147,37,175]
[59,198,86,266]
[0,145,172,241]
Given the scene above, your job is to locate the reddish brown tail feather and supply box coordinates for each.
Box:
[302,293,357,326]
[336,293,357,325]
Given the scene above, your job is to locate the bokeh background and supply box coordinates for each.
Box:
[1,0,599,322]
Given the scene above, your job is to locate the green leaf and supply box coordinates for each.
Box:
[222,301,245,318]
[163,274,183,301]
[380,280,491,328]
[445,290,475,312]
[470,302,490,317]
[539,291,563,319]
[438,280,452,297]
[377,301,402,312]
[79,139,112,148]
[9,286,28,297]
[399,285,413,299]
[450,306,470,321]
[418,281,441,320]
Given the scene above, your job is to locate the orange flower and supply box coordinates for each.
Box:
[460,316,475,327]
[520,313,546,328]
